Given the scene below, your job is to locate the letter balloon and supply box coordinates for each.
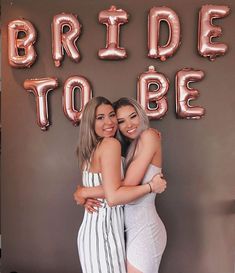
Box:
[137,66,169,119]
[8,19,37,68]
[98,5,128,59]
[63,76,92,126]
[23,78,58,130]
[198,5,230,61]
[175,68,205,119]
[148,6,180,61]
[52,13,82,67]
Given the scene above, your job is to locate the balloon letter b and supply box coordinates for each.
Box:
[137,66,169,119]
[8,19,37,68]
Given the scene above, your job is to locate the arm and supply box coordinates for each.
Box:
[122,128,161,186]
[100,137,151,207]
[75,185,105,200]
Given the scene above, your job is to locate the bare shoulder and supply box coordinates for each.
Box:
[135,129,161,154]
[99,137,121,151]
[140,128,161,143]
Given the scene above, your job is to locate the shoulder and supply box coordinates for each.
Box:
[99,137,121,151]
[140,128,161,143]
[98,138,121,162]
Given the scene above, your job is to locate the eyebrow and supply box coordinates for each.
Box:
[96,110,115,117]
[129,111,137,116]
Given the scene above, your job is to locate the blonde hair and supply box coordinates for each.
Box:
[77,96,113,170]
[113,97,150,169]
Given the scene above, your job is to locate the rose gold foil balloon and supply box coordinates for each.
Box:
[23,78,58,130]
[63,76,92,126]
[8,19,37,68]
[148,7,180,61]
[98,5,128,59]
[198,5,230,61]
[137,66,169,119]
[175,68,205,119]
[52,13,81,67]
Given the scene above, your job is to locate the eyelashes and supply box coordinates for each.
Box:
[117,114,137,124]
[130,114,137,119]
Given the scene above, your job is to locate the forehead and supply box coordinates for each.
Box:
[116,105,136,117]
[96,104,114,115]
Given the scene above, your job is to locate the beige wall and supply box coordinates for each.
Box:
[1,0,235,272]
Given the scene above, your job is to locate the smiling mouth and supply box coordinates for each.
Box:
[127,128,137,134]
[103,127,115,132]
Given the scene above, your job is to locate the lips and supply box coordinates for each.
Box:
[127,127,137,134]
[103,127,115,132]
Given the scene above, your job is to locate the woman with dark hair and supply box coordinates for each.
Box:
[76,96,166,273]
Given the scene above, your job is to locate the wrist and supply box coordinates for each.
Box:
[144,183,150,194]
[147,182,152,193]
[79,187,86,199]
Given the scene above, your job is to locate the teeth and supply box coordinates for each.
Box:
[127,128,136,133]
[104,128,113,132]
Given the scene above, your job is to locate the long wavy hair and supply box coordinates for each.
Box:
[113,97,150,169]
[77,96,113,170]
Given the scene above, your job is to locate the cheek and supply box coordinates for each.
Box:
[134,117,140,126]
[112,117,118,126]
[94,121,102,135]
[118,124,127,135]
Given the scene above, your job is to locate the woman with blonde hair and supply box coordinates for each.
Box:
[76,96,166,273]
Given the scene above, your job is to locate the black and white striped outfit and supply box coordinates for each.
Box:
[77,171,126,273]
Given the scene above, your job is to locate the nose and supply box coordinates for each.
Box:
[105,116,113,125]
[126,119,132,128]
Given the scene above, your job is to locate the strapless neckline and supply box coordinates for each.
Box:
[83,170,101,175]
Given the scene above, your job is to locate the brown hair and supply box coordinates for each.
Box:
[77,96,113,169]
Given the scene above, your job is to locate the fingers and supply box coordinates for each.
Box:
[158,181,167,193]
[84,198,102,213]
[86,198,102,208]
[85,204,98,213]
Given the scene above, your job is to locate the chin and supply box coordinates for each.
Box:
[125,134,136,140]
[104,133,115,138]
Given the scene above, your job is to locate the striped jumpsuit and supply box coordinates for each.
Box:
[77,171,126,273]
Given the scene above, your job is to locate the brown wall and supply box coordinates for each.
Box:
[1,0,235,272]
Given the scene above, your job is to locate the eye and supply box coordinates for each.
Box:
[96,116,104,120]
[109,112,116,118]
[117,120,124,124]
[130,113,137,119]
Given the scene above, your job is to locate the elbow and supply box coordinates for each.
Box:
[106,196,118,207]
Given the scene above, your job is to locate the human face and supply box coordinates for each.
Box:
[116,105,140,140]
[95,104,118,138]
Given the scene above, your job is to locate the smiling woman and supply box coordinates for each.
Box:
[95,104,117,138]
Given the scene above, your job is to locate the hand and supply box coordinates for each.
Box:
[73,185,86,205]
[150,174,167,194]
[84,198,102,213]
